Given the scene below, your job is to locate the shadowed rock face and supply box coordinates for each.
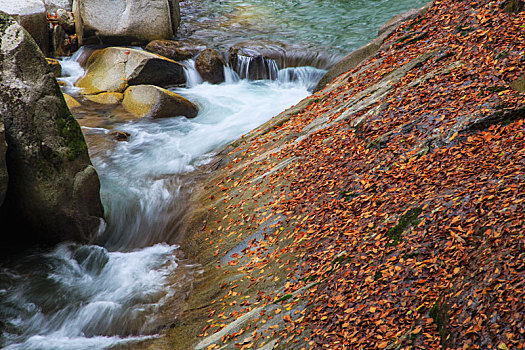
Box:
[0,12,104,246]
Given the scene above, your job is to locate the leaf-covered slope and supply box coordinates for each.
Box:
[156,1,524,349]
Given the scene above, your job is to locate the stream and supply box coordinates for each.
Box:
[0,0,426,348]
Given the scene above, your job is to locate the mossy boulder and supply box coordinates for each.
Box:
[122,85,199,119]
[75,47,186,95]
[195,48,226,84]
[0,12,104,245]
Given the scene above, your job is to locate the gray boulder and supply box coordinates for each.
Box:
[196,49,226,84]
[74,0,180,46]
[0,13,104,245]
[0,0,49,55]
[76,47,186,95]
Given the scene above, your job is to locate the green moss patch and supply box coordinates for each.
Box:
[57,109,88,161]
[387,207,422,246]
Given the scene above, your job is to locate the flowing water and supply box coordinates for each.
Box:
[179,0,428,58]
[0,0,426,348]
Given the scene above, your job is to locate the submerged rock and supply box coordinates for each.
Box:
[0,1,49,55]
[76,47,186,95]
[0,13,104,245]
[145,39,206,61]
[74,0,180,46]
[195,48,226,84]
[122,85,199,119]
[108,130,131,141]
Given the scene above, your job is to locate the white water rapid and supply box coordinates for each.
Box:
[0,52,324,349]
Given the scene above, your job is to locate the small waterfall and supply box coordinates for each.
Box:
[223,65,241,84]
[232,55,280,81]
[182,59,203,88]
[277,67,327,91]
[57,47,90,94]
[228,54,324,90]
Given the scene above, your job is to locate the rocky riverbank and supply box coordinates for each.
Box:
[145,0,525,349]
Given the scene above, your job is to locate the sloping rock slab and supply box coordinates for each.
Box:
[122,85,199,119]
[76,47,186,95]
[0,13,104,245]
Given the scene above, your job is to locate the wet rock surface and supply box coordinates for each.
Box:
[46,58,62,77]
[195,48,226,84]
[108,130,131,141]
[63,92,81,109]
[84,92,124,105]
